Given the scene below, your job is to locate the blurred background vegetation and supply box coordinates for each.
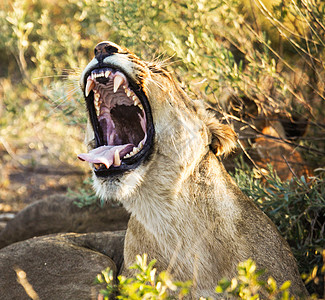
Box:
[0,0,324,297]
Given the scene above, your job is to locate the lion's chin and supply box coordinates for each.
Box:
[78,65,155,177]
[91,161,150,202]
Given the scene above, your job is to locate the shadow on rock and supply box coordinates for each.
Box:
[0,194,130,249]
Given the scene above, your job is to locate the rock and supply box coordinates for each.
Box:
[0,194,130,249]
[0,231,125,299]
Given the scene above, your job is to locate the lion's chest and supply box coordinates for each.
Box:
[123,214,239,294]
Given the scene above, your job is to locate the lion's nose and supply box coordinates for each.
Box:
[94,42,118,62]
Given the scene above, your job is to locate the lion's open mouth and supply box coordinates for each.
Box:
[78,66,154,176]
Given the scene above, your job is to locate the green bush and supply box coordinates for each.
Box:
[96,254,192,300]
[232,157,324,296]
[97,254,319,299]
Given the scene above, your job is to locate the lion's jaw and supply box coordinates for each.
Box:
[79,41,210,205]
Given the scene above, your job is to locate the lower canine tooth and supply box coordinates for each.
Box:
[113,149,121,166]
[94,163,102,170]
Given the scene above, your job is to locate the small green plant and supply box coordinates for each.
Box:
[97,256,323,299]
[96,254,192,299]
[68,177,98,208]
[215,259,293,300]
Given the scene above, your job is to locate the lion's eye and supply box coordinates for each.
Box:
[105,45,118,54]
[94,44,118,56]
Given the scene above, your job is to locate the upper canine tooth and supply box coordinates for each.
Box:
[105,70,111,78]
[85,79,95,97]
[113,75,124,93]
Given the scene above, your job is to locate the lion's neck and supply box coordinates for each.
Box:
[123,151,239,248]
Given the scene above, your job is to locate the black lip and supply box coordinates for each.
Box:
[83,63,155,177]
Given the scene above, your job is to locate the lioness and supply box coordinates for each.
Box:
[78,41,307,298]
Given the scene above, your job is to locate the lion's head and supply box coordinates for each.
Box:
[78,41,237,202]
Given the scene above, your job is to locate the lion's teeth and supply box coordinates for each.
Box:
[138,103,143,110]
[94,92,101,116]
[133,146,140,154]
[124,143,143,159]
[85,79,95,97]
[113,75,124,93]
[126,89,131,97]
[94,92,100,101]
[105,70,111,78]
[113,149,121,166]
[133,96,140,106]
[94,163,102,170]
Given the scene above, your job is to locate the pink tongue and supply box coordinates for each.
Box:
[78,144,133,168]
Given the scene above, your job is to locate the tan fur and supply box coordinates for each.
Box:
[82,42,308,298]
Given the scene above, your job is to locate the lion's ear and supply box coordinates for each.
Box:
[206,117,237,156]
[193,100,237,156]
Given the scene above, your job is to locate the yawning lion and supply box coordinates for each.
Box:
[78,41,307,298]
